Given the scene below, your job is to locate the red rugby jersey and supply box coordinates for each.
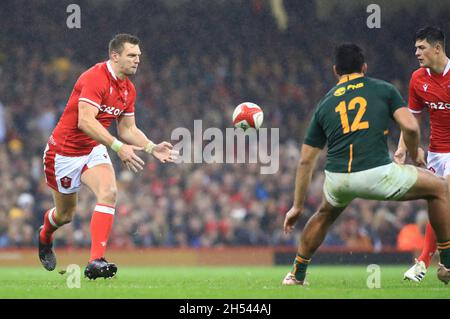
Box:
[49,61,136,156]
[409,60,450,152]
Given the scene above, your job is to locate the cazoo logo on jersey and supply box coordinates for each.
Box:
[425,101,450,110]
[99,105,124,116]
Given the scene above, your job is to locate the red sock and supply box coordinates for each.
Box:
[89,204,115,262]
[418,222,437,267]
[39,208,59,245]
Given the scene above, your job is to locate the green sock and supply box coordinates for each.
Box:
[292,254,311,282]
[438,245,450,268]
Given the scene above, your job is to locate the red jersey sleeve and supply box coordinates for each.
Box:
[78,71,107,110]
[121,82,136,117]
[408,72,424,113]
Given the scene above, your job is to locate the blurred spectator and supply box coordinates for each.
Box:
[340,212,373,251]
[0,101,6,143]
[397,210,427,252]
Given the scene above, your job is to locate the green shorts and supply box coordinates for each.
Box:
[323,163,418,207]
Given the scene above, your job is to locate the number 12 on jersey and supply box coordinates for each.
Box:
[335,96,369,134]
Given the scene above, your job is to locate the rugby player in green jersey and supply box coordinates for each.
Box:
[282,43,450,286]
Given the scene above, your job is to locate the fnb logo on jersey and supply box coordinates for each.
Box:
[98,105,124,116]
[424,101,450,110]
[334,87,346,96]
[334,82,365,96]
[347,82,364,90]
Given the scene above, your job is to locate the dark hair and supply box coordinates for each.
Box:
[334,43,365,76]
[415,26,445,49]
[108,33,140,55]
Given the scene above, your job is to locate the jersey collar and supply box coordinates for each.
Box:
[426,58,450,77]
[106,60,123,82]
[337,73,364,85]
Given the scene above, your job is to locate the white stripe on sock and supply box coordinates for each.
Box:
[48,208,58,228]
[94,204,115,215]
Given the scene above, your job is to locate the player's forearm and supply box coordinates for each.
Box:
[118,125,157,154]
[397,131,407,150]
[402,111,421,160]
[402,128,420,160]
[118,125,150,147]
[292,159,315,210]
[398,113,422,151]
[78,117,117,149]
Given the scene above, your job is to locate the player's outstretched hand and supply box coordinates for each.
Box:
[393,147,406,164]
[118,144,145,173]
[283,206,302,235]
[152,141,179,163]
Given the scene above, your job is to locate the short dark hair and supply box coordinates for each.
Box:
[334,43,365,76]
[415,26,445,49]
[108,33,140,55]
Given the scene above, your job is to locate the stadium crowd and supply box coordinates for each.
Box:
[0,0,443,252]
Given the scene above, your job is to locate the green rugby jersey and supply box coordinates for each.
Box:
[304,74,406,173]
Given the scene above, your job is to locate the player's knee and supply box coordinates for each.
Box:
[427,176,448,200]
[436,178,449,199]
[414,170,448,200]
[97,186,118,205]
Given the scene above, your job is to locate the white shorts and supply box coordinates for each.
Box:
[427,151,450,177]
[323,163,418,207]
[43,144,112,194]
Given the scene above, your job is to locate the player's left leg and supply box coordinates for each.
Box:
[81,163,118,279]
[405,157,449,282]
[398,166,450,284]
[404,222,437,282]
[437,174,450,284]
[38,190,78,271]
[283,197,346,285]
[418,222,437,267]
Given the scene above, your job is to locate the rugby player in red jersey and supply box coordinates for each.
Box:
[39,34,177,279]
[395,26,450,283]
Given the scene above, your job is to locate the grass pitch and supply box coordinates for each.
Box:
[0,265,448,299]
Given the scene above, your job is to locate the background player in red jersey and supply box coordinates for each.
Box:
[395,26,450,283]
[39,34,177,279]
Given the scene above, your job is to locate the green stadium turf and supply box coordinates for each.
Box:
[0,265,447,299]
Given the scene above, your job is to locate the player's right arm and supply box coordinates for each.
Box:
[394,113,423,164]
[284,109,325,234]
[394,73,425,165]
[283,144,322,234]
[393,107,425,166]
[78,102,145,172]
